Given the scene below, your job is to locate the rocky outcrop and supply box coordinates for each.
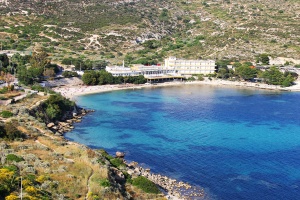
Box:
[29,98,94,135]
[126,161,206,199]
[47,108,94,135]
[107,166,131,200]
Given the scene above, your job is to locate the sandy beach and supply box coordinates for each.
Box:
[52,78,300,101]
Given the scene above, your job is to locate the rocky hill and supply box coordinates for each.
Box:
[0,0,299,64]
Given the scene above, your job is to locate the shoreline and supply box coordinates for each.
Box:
[52,78,300,101]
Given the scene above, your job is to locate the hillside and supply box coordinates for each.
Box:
[0,0,299,64]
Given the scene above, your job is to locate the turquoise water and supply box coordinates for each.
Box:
[65,85,300,200]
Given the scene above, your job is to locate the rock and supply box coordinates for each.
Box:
[0,142,8,150]
[127,169,135,175]
[47,122,55,128]
[127,161,138,168]
[34,160,50,168]
[23,154,37,162]
[23,166,36,174]
[116,151,125,158]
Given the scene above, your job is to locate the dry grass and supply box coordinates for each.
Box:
[126,185,166,200]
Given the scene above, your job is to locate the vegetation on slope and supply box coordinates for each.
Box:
[0,0,298,65]
[0,90,163,200]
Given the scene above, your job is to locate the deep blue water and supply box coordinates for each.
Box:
[65,85,300,200]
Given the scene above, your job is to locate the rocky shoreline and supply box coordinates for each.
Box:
[46,107,95,136]
[125,160,208,200]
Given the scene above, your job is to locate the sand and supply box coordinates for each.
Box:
[52,78,300,101]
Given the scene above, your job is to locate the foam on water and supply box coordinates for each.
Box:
[66,85,300,200]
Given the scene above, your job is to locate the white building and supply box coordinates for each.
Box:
[131,64,176,77]
[105,57,216,79]
[164,56,216,75]
[105,66,141,76]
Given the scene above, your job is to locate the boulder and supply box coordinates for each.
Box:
[116,151,125,158]
[47,123,55,128]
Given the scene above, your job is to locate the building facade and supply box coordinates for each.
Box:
[164,56,216,75]
[105,57,216,78]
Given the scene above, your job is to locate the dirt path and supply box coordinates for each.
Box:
[85,167,94,200]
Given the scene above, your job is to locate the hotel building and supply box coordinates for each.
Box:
[164,56,216,75]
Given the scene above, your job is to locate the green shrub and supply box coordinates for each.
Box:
[31,84,45,92]
[132,176,160,194]
[62,71,79,78]
[6,154,24,163]
[99,149,113,160]
[0,87,8,94]
[0,110,13,118]
[3,165,18,172]
[109,158,126,168]
[99,178,111,187]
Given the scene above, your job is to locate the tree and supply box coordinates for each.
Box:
[257,54,269,65]
[98,70,114,85]
[281,74,294,87]
[133,75,147,84]
[0,54,9,69]
[261,66,283,85]
[82,71,98,85]
[30,51,50,70]
[93,60,108,70]
[217,67,229,79]
[17,65,33,85]
[46,104,61,120]
[235,65,258,80]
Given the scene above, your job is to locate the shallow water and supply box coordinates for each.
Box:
[65,85,300,200]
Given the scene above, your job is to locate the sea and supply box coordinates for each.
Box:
[65,85,300,200]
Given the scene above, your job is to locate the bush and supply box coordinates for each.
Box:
[99,179,111,187]
[4,120,24,140]
[132,176,160,194]
[0,87,8,94]
[6,154,24,163]
[62,71,79,78]
[0,110,13,118]
[39,94,75,122]
[109,158,126,168]
[31,84,45,92]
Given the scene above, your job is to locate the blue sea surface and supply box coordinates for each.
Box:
[65,85,300,200]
